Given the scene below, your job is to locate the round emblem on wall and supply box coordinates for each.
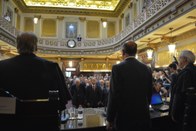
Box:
[67,40,76,48]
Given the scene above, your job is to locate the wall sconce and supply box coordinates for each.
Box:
[147,49,153,59]
[101,18,107,28]
[69,61,73,67]
[33,15,41,24]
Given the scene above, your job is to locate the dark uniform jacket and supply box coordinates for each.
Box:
[0,53,72,130]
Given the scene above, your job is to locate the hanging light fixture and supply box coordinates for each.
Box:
[69,61,73,67]
[168,28,176,53]
[168,44,176,53]
[147,49,153,59]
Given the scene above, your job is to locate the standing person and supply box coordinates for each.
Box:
[171,50,196,131]
[168,62,178,115]
[70,78,86,108]
[0,32,71,130]
[85,77,103,107]
[106,41,153,131]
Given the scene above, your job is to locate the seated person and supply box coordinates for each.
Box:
[153,81,168,98]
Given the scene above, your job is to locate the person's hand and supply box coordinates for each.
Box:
[106,121,113,131]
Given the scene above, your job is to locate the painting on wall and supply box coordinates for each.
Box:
[66,22,77,38]
[4,7,13,23]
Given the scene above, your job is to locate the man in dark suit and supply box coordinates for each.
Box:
[106,41,152,131]
[70,78,86,108]
[86,77,103,108]
[0,32,71,130]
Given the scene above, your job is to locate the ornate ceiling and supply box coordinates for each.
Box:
[23,0,120,11]
[13,0,129,17]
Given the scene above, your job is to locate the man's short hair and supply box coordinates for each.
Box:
[169,63,177,70]
[17,32,38,54]
[180,50,195,64]
[122,41,137,56]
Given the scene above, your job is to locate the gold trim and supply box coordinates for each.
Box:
[23,0,120,11]
[13,0,130,17]
[57,16,64,20]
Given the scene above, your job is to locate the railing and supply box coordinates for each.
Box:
[0,0,175,52]
[0,17,20,37]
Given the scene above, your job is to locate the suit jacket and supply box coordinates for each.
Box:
[70,84,86,108]
[107,57,152,131]
[86,85,102,108]
[0,53,71,111]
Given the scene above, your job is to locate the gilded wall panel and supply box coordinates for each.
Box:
[175,43,196,57]
[42,19,56,37]
[16,14,20,30]
[157,51,171,67]
[107,22,116,38]
[80,62,113,72]
[86,20,100,38]
[0,0,2,16]
[24,17,34,32]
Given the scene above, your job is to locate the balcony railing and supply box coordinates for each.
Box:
[0,0,175,53]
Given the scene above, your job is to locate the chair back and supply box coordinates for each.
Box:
[0,89,60,131]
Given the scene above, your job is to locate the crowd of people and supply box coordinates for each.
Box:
[66,74,111,108]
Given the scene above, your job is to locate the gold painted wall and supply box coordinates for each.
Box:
[107,22,116,38]
[119,19,122,32]
[16,14,20,30]
[42,19,56,37]
[86,20,100,38]
[157,42,196,67]
[24,17,34,32]
[157,51,172,67]
[0,0,2,16]
[175,43,196,58]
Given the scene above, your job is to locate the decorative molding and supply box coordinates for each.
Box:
[0,0,195,56]
[79,17,86,21]
[57,16,64,20]
[13,0,130,17]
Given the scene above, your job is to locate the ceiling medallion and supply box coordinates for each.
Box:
[23,0,120,11]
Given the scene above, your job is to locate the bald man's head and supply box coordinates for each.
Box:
[122,41,137,56]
